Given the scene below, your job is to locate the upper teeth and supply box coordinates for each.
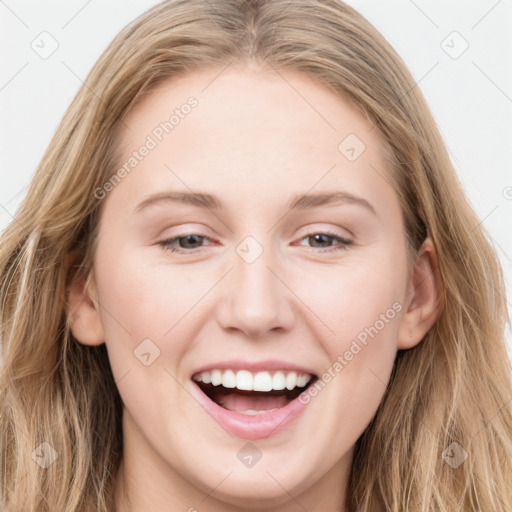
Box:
[192,369,312,392]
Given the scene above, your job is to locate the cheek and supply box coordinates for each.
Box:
[290,258,404,473]
[93,246,210,377]
[301,245,406,401]
[299,246,406,345]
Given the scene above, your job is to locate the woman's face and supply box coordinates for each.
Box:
[70,63,438,510]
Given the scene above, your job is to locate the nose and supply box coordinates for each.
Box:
[216,244,296,338]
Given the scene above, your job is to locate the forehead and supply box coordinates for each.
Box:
[108,64,398,219]
[120,63,378,153]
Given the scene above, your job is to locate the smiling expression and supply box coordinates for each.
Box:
[69,62,429,509]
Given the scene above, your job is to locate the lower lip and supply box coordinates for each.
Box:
[190,381,311,440]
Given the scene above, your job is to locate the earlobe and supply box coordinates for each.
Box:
[66,269,105,346]
[398,237,444,350]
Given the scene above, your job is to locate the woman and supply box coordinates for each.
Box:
[1,1,511,510]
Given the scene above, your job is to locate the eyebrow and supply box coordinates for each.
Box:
[134,190,377,216]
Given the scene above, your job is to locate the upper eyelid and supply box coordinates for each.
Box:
[161,223,353,240]
[161,230,351,241]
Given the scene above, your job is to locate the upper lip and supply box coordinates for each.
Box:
[191,359,317,378]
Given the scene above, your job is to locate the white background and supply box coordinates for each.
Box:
[1,0,511,357]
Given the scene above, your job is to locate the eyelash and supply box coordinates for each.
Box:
[157,231,353,255]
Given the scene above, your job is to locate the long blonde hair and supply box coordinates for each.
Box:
[1,1,511,510]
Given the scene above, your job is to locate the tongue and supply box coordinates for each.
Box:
[215,389,290,413]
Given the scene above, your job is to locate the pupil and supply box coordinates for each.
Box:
[311,234,330,247]
[181,235,202,248]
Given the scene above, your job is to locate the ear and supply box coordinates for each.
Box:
[66,267,105,346]
[398,237,444,349]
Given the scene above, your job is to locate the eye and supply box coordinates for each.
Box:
[296,231,353,253]
[157,231,353,256]
[158,234,212,254]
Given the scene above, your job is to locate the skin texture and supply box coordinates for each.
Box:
[67,62,442,512]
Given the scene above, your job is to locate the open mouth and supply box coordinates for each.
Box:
[192,370,318,416]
